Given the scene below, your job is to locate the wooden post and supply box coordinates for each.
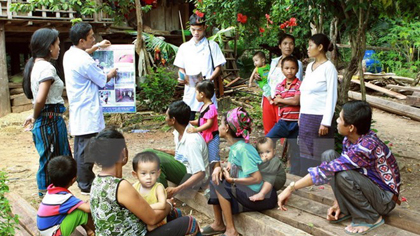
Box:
[0,22,11,117]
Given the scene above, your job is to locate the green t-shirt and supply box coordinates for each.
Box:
[228,140,263,192]
[259,156,286,191]
[256,64,270,89]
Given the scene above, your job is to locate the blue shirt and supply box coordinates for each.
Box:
[63,46,107,136]
[229,140,263,192]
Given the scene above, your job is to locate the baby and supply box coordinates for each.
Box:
[132,151,168,231]
[249,137,286,201]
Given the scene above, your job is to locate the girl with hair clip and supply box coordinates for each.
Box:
[202,108,277,236]
[88,129,202,236]
[298,33,338,175]
[22,28,71,197]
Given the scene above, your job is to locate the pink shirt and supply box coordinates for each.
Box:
[198,104,218,143]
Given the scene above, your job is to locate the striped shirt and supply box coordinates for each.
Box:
[308,130,401,195]
[37,185,83,236]
[275,78,301,121]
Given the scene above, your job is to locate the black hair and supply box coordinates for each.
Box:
[281,55,299,70]
[221,113,242,138]
[196,80,215,100]
[309,33,333,53]
[189,13,205,26]
[23,28,59,99]
[86,129,126,168]
[69,22,92,46]
[132,151,161,172]
[278,33,295,46]
[255,137,274,151]
[48,155,77,187]
[253,51,266,60]
[168,101,190,126]
[342,100,372,135]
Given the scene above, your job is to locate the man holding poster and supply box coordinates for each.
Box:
[174,13,226,120]
[63,22,117,194]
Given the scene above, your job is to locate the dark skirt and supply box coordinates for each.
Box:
[208,180,277,214]
[299,113,335,161]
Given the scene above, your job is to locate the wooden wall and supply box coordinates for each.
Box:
[143,2,189,32]
[0,22,10,117]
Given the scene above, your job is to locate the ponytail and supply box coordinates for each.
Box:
[23,57,35,99]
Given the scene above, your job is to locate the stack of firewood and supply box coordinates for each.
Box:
[8,83,32,113]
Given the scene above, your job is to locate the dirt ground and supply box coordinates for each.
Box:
[0,107,419,225]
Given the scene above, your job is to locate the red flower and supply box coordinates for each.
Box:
[280,23,286,29]
[401,197,407,202]
[289,17,297,27]
[195,10,204,18]
[265,14,273,24]
[237,13,248,24]
[259,27,265,33]
[318,186,325,190]
[197,0,202,3]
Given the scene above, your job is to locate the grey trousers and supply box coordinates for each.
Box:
[74,133,97,192]
[322,150,396,224]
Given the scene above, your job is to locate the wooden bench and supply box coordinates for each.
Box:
[177,173,420,236]
[6,192,87,236]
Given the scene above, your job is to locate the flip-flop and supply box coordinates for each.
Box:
[330,214,351,224]
[344,218,385,235]
[201,225,225,236]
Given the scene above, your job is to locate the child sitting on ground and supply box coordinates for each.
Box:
[132,151,182,231]
[188,80,220,169]
[37,155,94,236]
[249,137,286,201]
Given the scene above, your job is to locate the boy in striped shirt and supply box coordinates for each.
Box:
[37,156,94,236]
[266,55,302,176]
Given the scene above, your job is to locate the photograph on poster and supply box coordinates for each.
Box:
[114,50,134,64]
[92,51,114,70]
[100,90,114,105]
[115,71,135,85]
[115,88,135,103]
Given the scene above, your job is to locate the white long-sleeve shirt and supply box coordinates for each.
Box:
[63,46,107,136]
[300,60,338,126]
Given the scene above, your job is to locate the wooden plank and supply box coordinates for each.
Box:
[0,21,10,117]
[8,82,22,89]
[406,94,420,107]
[177,190,310,236]
[386,84,420,93]
[10,88,23,95]
[12,104,32,113]
[11,93,31,106]
[225,77,240,87]
[348,91,420,121]
[351,79,407,99]
[286,174,420,235]
[6,192,38,236]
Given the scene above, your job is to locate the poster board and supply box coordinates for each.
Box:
[93,44,136,113]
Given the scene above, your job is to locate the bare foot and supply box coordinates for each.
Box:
[223,228,239,236]
[345,216,383,234]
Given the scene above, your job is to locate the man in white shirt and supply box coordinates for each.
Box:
[144,101,209,198]
[63,22,117,194]
[174,13,226,120]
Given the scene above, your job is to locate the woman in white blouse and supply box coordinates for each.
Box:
[260,34,303,134]
[298,33,338,175]
[22,28,71,197]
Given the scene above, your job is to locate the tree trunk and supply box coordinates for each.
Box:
[338,1,370,105]
[329,17,339,68]
[135,0,143,55]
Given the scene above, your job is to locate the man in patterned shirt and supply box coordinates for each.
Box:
[278,100,400,235]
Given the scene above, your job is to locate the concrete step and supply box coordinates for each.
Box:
[176,190,311,236]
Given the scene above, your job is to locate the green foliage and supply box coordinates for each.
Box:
[139,67,177,113]
[0,172,19,236]
[369,17,420,78]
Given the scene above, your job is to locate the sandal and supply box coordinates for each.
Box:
[201,225,225,236]
[345,218,384,235]
[330,214,351,224]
